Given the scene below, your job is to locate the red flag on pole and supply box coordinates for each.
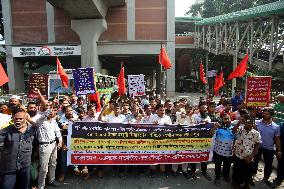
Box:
[213,73,220,96]
[158,47,172,69]
[228,54,249,80]
[199,63,207,84]
[88,73,102,112]
[56,57,69,88]
[217,70,225,89]
[0,63,9,86]
[117,64,126,96]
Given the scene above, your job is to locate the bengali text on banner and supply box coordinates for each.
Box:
[67,121,215,165]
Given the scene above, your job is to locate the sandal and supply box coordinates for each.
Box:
[74,167,81,176]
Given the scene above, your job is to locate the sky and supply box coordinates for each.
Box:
[175,0,196,17]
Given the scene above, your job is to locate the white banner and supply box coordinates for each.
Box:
[127,74,146,97]
[12,45,81,57]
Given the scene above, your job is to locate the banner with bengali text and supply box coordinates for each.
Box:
[67,121,215,165]
[246,76,272,107]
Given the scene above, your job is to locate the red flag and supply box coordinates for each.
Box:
[117,65,126,96]
[213,73,220,96]
[0,63,9,86]
[88,92,101,112]
[56,57,69,88]
[218,70,225,89]
[199,63,207,84]
[214,70,225,96]
[158,47,172,69]
[228,54,249,80]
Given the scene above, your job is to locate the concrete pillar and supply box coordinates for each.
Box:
[166,0,175,97]
[71,19,107,71]
[6,47,25,93]
[2,0,24,93]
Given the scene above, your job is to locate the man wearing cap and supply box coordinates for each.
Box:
[252,108,281,186]
[3,95,22,115]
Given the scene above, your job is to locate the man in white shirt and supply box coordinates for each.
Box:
[149,104,171,125]
[148,104,171,177]
[191,102,211,124]
[189,101,212,181]
[101,103,126,123]
[83,104,99,121]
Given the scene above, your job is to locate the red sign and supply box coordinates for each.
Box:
[28,73,49,99]
[71,152,210,165]
[246,76,272,107]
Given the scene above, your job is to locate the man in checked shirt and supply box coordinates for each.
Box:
[32,89,63,189]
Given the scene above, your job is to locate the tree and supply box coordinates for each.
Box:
[186,0,279,18]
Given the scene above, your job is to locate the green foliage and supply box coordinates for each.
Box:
[186,0,279,18]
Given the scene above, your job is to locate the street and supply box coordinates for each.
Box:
[46,163,282,189]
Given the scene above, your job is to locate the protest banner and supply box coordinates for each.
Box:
[49,70,73,95]
[28,73,49,99]
[127,75,145,97]
[67,122,214,165]
[246,76,272,107]
[73,68,96,96]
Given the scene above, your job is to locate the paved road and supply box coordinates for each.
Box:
[46,163,283,189]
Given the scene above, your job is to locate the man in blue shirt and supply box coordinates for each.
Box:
[231,89,244,112]
[213,113,235,186]
[253,108,281,186]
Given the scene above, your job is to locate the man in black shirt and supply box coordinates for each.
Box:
[0,108,36,189]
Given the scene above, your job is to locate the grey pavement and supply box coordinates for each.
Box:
[46,163,283,189]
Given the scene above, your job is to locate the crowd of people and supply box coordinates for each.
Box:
[0,88,284,189]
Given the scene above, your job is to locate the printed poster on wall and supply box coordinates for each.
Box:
[73,68,96,96]
[246,76,272,107]
[127,75,145,97]
[67,122,214,165]
[28,73,49,99]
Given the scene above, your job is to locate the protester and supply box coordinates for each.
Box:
[0,103,8,113]
[148,104,171,177]
[190,101,212,181]
[252,108,281,187]
[273,122,284,187]
[213,113,234,186]
[3,95,22,115]
[232,114,261,189]
[231,89,244,112]
[274,94,284,123]
[0,108,38,189]
[58,105,78,182]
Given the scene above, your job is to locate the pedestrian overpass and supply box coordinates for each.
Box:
[194,0,284,75]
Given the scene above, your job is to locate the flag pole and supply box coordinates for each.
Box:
[56,57,60,100]
[160,42,164,98]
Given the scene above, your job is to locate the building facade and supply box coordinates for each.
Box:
[2,0,198,96]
